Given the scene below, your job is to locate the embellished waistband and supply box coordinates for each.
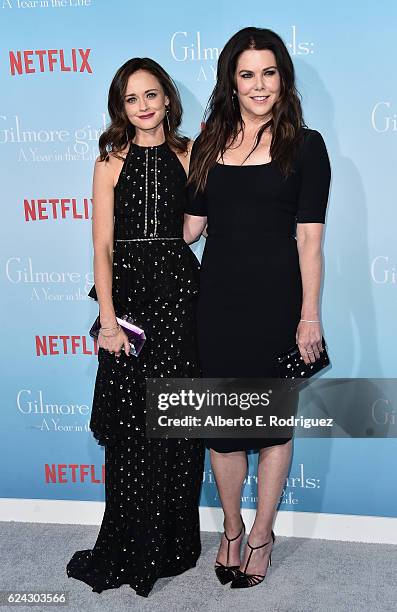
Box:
[115,237,183,242]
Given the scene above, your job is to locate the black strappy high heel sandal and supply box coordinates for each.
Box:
[230,530,275,589]
[214,517,246,585]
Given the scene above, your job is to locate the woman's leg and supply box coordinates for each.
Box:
[210,449,248,566]
[239,440,293,575]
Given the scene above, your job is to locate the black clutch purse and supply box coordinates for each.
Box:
[276,338,330,387]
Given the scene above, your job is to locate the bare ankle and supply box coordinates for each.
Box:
[223,514,243,536]
[248,526,273,544]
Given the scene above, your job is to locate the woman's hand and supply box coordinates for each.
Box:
[98,327,130,357]
[296,320,323,365]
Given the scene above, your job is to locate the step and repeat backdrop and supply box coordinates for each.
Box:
[1,0,396,519]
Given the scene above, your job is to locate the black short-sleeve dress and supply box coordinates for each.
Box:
[185,128,331,452]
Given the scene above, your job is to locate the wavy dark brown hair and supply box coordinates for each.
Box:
[189,27,306,192]
[99,57,188,161]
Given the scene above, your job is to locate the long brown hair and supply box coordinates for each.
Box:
[99,57,188,160]
[189,27,305,192]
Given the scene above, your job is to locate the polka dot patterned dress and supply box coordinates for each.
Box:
[66,141,205,598]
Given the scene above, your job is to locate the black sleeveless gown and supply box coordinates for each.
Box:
[66,141,204,597]
[185,129,331,452]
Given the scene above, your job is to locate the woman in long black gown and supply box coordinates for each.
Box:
[184,28,331,589]
[66,58,204,598]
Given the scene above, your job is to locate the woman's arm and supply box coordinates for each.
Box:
[92,157,130,356]
[92,158,116,327]
[183,213,207,244]
[183,138,208,242]
[296,222,324,364]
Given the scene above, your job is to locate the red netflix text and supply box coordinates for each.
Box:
[45,464,105,484]
[35,335,98,356]
[9,49,92,75]
[24,198,92,221]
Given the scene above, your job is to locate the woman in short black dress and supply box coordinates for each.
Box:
[66,58,204,598]
[184,28,331,589]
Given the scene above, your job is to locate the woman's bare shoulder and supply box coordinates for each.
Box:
[94,145,129,185]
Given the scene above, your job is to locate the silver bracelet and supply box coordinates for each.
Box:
[99,324,121,338]
[300,319,320,323]
[100,323,118,330]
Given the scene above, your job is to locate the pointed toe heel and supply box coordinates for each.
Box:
[214,517,245,585]
[230,530,275,589]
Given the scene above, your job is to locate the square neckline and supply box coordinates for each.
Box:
[215,160,272,167]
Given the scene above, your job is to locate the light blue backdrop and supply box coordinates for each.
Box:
[1,0,396,517]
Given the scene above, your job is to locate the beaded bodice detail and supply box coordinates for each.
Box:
[114,141,186,241]
[86,139,201,308]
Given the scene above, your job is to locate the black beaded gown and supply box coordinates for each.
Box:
[66,141,204,597]
[185,128,331,452]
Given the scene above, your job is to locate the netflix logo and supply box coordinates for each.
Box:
[45,463,105,484]
[24,197,92,221]
[9,48,92,75]
[35,335,98,356]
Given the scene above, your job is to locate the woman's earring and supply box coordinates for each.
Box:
[165,106,170,131]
